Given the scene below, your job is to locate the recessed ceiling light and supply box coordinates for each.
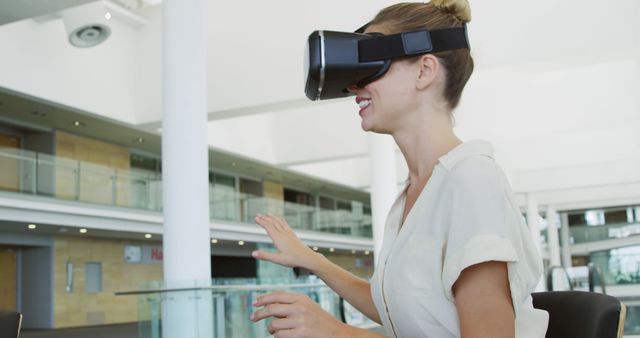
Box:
[58,228,68,233]
[136,137,144,143]
[144,233,152,239]
[238,240,245,246]
[312,246,318,251]
[211,239,218,244]
[351,250,356,254]
[364,250,370,255]
[329,248,335,252]
[79,228,88,234]
[28,224,37,230]
[72,121,82,127]
[105,12,112,20]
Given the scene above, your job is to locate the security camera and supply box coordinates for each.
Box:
[62,2,111,48]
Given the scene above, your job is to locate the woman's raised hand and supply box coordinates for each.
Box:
[252,214,321,270]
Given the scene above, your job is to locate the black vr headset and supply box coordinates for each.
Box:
[304,23,470,101]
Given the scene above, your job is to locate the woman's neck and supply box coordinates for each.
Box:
[392,107,462,186]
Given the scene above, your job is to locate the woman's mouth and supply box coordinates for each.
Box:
[356,97,372,114]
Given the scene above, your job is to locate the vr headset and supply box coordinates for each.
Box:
[304,23,470,101]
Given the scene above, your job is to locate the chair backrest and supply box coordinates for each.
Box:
[532,291,626,338]
[0,310,22,338]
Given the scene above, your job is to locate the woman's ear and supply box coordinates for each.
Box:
[416,54,440,90]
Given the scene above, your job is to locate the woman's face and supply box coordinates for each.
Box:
[350,25,422,134]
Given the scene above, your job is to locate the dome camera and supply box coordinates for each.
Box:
[62,2,112,48]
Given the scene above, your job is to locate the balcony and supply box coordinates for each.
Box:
[0,148,372,238]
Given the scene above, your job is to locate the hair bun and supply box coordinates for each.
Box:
[429,0,471,23]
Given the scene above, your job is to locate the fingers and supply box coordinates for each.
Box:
[274,216,292,232]
[254,291,300,307]
[251,303,294,322]
[267,317,297,334]
[255,214,285,232]
[250,250,277,262]
[273,329,299,338]
[255,214,293,233]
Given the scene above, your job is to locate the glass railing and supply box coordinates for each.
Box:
[116,277,377,338]
[0,148,373,237]
[569,222,640,244]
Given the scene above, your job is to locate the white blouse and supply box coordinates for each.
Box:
[370,140,549,338]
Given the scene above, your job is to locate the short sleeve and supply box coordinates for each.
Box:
[441,156,519,302]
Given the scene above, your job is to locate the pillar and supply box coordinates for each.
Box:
[162,0,213,336]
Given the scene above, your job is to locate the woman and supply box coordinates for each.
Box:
[250,1,549,337]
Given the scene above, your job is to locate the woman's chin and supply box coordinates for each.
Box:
[361,120,374,132]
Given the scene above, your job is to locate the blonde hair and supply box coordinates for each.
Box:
[368,1,473,109]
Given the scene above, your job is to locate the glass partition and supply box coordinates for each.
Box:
[117,277,377,338]
[0,148,373,238]
[570,222,640,244]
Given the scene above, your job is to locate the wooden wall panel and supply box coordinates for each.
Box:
[0,134,21,192]
[55,132,131,206]
[0,248,17,310]
[53,236,163,328]
[263,180,284,216]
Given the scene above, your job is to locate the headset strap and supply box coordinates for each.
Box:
[357,26,469,63]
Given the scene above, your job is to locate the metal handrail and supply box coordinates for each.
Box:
[587,263,607,294]
[546,264,608,294]
[114,282,328,296]
[546,265,574,291]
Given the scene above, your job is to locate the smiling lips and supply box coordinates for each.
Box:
[356,97,372,110]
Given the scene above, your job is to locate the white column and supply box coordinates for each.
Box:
[545,205,561,267]
[526,193,545,291]
[369,134,398,263]
[162,0,212,337]
[560,212,573,269]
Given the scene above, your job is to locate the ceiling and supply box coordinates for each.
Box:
[0,0,638,209]
[0,0,97,25]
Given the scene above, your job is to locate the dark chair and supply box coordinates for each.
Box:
[532,291,625,338]
[0,310,22,338]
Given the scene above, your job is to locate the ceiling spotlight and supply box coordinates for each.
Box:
[312,246,318,251]
[211,239,218,244]
[105,12,112,20]
[364,250,370,255]
[136,137,144,143]
[238,240,245,246]
[329,248,335,252]
[72,120,84,127]
[144,233,152,239]
[28,224,37,230]
[79,228,88,234]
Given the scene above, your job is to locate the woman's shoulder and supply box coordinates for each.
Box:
[440,140,504,186]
